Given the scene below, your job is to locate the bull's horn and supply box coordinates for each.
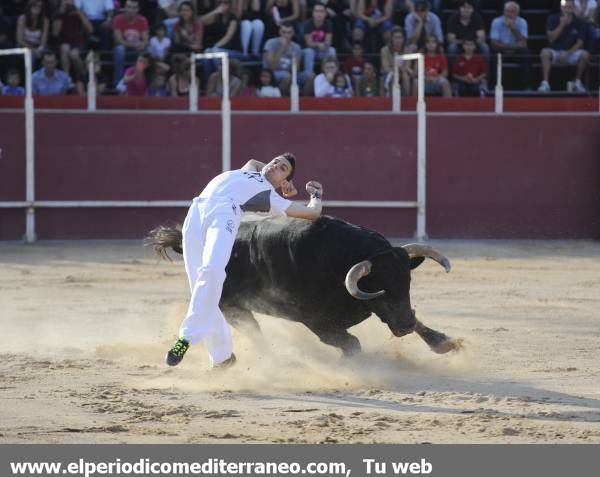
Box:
[344,260,385,300]
[402,244,451,273]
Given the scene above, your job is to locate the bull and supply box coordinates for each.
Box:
[147,215,462,356]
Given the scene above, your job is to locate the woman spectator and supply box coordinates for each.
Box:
[205,57,242,96]
[380,25,411,95]
[172,1,204,54]
[123,52,153,96]
[415,34,451,97]
[167,54,193,96]
[52,0,93,77]
[265,0,300,39]
[256,67,281,97]
[202,0,243,78]
[239,68,256,96]
[357,60,379,96]
[16,0,50,62]
[236,0,265,58]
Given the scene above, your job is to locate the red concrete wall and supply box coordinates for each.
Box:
[1,111,598,240]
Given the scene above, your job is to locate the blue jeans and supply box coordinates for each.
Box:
[302,46,337,74]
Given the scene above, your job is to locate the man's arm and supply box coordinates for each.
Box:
[285,181,323,220]
[241,159,266,172]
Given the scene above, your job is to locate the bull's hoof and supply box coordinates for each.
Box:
[431,337,465,354]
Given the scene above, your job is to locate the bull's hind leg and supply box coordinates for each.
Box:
[414,319,464,354]
[222,306,262,334]
[308,325,361,357]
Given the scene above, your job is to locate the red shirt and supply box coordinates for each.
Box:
[342,57,365,77]
[113,14,148,44]
[424,54,448,78]
[124,67,148,96]
[452,54,485,78]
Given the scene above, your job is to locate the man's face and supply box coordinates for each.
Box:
[504,3,518,20]
[415,5,427,20]
[262,156,293,187]
[364,63,375,77]
[459,3,473,19]
[561,0,574,15]
[126,0,139,16]
[280,26,294,41]
[43,55,57,73]
[313,5,326,23]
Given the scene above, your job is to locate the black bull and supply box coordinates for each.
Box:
[147,215,463,356]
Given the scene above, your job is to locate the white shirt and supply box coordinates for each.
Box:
[574,0,597,19]
[148,36,171,60]
[199,169,292,216]
[256,85,282,98]
[75,0,114,21]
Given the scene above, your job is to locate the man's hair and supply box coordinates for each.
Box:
[458,0,475,8]
[281,152,296,180]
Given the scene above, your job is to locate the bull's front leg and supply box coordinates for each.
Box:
[414,315,464,354]
[307,324,362,357]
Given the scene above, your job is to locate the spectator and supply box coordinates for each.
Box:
[380,25,411,95]
[74,0,113,51]
[239,68,256,96]
[452,36,486,96]
[112,0,149,86]
[446,0,489,65]
[256,67,282,97]
[357,60,379,96]
[352,0,393,49]
[303,2,336,74]
[574,0,597,22]
[172,1,203,54]
[416,34,451,97]
[157,0,181,37]
[263,22,314,95]
[490,1,531,90]
[329,70,353,96]
[32,50,75,94]
[168,54,193,96]
[588,6,600,53]
[2,69,26,95]
[324,0,353,53]
[206,58,243,96]
[16,0,50,62]
[314,55,351,96]
[123,52,153,96]
[236,0,265,59]
[148,23,171,61]
[404,0,442,53]
[342,42,366,88]
[75,50,107,95]
[148,71,169,96]
[266,0,300,39]
[538,0,590,93]
[52,0,93,77]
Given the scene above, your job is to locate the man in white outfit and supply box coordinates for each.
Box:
[166,153,323,369]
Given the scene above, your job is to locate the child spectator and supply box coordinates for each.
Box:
[538,0,590,92]
[239,69,256,96]
[16,0,49,62]
[380,26,411,95]
[123,52,152,96]
[256,68,282,97]
[416,34,451,97]
[236,0,265,59]
[32,50,75,95]
[148,23,171,61]
[112,0,149,86]
[452,36,486,96]
[357,60,380,96]
[52,0,93,78]
[171,1,203,54]
[342,42,366,89]
[148,72,169,96]
[2,70,26,96]
[329,71,353,97]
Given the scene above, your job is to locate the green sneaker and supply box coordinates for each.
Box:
[165,338,190,366]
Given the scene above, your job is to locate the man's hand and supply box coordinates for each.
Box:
[306,180,323,198]
[280,180,298,197]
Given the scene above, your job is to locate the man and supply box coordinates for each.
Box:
[75,0,113,50]
[166,153,324,369]
[404,0,443,52]
[446,0,489,64]
[112,0,149,85]
[490,1,531,89]
[314,55,351,97]
[302,1,336,74]
[32,51,74,95]
[538,0,590,93]
[263,22,314,95]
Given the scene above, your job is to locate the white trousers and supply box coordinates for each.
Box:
[179,198,240,366]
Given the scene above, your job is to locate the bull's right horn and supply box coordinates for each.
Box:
[402,244,451,273]
[345,261,385,300]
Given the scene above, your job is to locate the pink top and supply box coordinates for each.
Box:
[124,67,148,96]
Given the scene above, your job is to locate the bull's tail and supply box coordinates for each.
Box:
[145,224,183,261]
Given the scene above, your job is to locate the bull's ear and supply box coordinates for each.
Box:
[410,257,426,269]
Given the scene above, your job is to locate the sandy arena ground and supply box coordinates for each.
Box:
[1,238,599,443]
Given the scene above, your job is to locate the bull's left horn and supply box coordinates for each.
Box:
[402,244,451,273]
[345,260,385,300]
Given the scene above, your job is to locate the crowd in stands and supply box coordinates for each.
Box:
[0,0,598,98]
